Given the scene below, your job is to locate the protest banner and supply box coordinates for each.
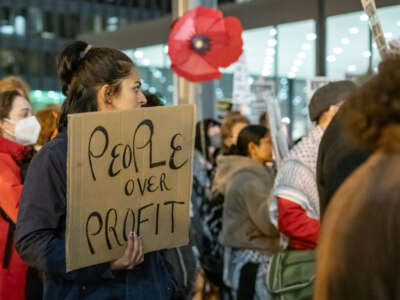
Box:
[361,0,388,58]
[66,105,196,272]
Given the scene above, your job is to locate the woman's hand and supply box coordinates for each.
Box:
[110,232,144,270]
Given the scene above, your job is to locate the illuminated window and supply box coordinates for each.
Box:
[372,5,400,71]
[327,11,370,78]
[278,20,316,79]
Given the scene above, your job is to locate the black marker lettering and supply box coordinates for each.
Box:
[147,176,159,193]
[124,179,134,196]
[123,209,135,241]
[155,203,160,235]
[108,144,123,177]
[169,134,188,170]
[85,212,103,255]
[132,120,166,172]
[137,203,154,235]
[88,126,109,181]
[137,177,148,196]
[164,201,185,233]
[105,208,122,249]
[123,144,133,169]
[160,173,172,191]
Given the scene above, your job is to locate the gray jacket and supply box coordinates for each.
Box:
[214,155,280,255]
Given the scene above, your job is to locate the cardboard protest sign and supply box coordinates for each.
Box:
[66,105,195,272]
[232,53,252,107]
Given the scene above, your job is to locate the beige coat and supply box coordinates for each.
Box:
[214,155,280,255]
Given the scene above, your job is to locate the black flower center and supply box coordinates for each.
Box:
[190,35,211,55]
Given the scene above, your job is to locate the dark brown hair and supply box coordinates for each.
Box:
[343,57,400,149]
[235,125,268,156]
[0,90,21,135]
[57,41,135,130]
[315,143,400,300]
[0,90,21,120]
[143,92,164,107]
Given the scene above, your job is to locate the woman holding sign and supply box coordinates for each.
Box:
[15,41,175,299]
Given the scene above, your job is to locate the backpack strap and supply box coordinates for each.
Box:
[0,207,16,269]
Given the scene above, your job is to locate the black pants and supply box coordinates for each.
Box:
[237,262,260,300]
[25,267,43,300]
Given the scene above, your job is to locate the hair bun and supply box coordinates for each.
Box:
[57,41,91,96]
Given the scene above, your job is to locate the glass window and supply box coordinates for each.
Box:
[327,11,370,78]
[28,50,43,76]
[0,49,16,74]
[44,52,57,77]
[69,14,81,38]
[28,7,43,35]
[106,16,119,32]
[240,26,276,77]
[0,6,14,35]
[124,44,173,105]
[276,20,316,140]
[372,5,400,71]
[278,19,316,79]
[80,14,94,33]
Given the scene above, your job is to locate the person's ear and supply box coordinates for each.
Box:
[248,142,257,157]
[97,84,112,110]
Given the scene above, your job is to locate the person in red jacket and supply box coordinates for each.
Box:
[270,81,356,250]
[0,90,41,300]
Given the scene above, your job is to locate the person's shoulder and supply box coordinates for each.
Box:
[32,132,67,165]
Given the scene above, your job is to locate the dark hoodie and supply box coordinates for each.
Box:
[317,108,371,218]
[213,155,280,254]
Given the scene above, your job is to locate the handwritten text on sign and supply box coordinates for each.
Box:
[66,105,195,272]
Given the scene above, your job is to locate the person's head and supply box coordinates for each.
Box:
[343,56,400,151]
[57,41,147,130]
[195,119,221,161]
[309,80,356,130]
[0,90,41,145]
[36,104,61,147]
[221,111,250,154]
[235,125,273,164]
[0,76,30,100]
[143,92,165,107]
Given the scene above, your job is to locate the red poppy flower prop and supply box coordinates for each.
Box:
[168,6,243,82]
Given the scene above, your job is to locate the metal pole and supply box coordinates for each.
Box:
[316,0,326,76]
[172,0,199,106]
[172,0,217,120]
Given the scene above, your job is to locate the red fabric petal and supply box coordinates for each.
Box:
[193,6,223,35]
[171,53,222,82]
[169,9,197,41]
[203,17,243,68]
[168,6,242,82]
[168,39,191,67]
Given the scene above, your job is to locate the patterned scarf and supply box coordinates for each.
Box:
[270,126,323,226]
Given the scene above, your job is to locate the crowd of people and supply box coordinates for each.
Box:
[0,39,399,300]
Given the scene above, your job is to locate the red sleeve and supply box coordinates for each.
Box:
[0,158,22,223]
[278,197,320,249]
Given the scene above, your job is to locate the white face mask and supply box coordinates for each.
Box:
[5,116,41,146]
